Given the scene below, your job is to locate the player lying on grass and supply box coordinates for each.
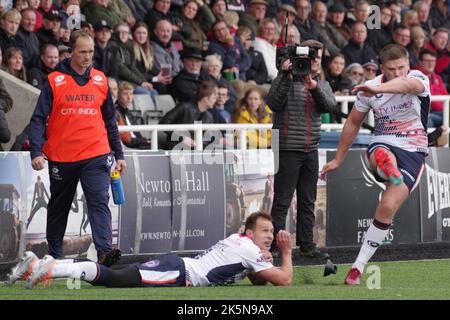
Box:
[5,211,293,289]
[320,44,430,285]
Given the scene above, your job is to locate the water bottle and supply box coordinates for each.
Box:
[110,170,125,205]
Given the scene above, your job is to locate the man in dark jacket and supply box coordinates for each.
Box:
[16,8,41,68]
[159,80,217,149]
[171,46,204,103]
[92,20,118,78]
[341,21,377,66]
[0,78,12,151]
[27,43,59,90]
[267,39,338,259]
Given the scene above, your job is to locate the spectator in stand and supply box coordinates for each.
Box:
[115,81,151,149]
[58,44,71,61]
[408,26,426,69]
[311,0,347,56]
[108,77,119,103]
[276,23,301,47]
[362,60,378,81]
[424,28,450,75]
[171,46,204,103]
[58,20,71,47]
[253,18,278,82]
[37,10,63,45]
[293,0,324,42]
[326,53,353,95]
[343,62,365,89]
[210,84,231,123]
[0,79,12,151]
[210,0,226,21]
[59,0,81,22]
[179,0,211,50]
[159,80,217,150]
[388,1,402,29]
[208,19,251,81]
[400,10,420,29]
[4,47,26,81]
[429,0,450,30]
[367,6,393,53]
[27,43,58,90]
[92,20,118,79]
[348,0,370,28]
[392,25,411,49]
[341,22,377,66]
[13,0,28,11]
[239,0,268,37]
[416,48,448,128]
[237,26,268,85]
[109,0,136,28]
[144,0,184,41]
[151,19,183,94]
[413,0,433,38]
[327,3,351,41]
[201,53,237,115]
[83,0,122,30]
[233,87,272,148]
[132,21,171,92]
[273,4,297,36]
[224,11,239,36]
[37,0,54,17]
[16,8,40,67]
[111,23,156,97]
[0,9,21,55]
[28,0,42,32]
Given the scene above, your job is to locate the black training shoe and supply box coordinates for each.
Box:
[299,248,330,260]
[97,248,121,267]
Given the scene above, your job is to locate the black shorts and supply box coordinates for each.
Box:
[367,143,426,193]
[135,253,187,287]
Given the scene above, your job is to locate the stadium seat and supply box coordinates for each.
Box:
[132,94,162,123]
[154,94,176,117]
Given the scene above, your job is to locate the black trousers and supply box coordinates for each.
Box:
[271,150,318,250]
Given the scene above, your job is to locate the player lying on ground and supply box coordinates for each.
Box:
[320,44,430,285]
[5,211,293,289]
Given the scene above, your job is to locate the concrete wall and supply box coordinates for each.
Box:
[1,69,40,151]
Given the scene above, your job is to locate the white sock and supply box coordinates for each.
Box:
[353,221,390,273]
[51,261,99,281]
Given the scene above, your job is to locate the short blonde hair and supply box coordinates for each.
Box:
[224,11,239,27]
[118,81,134,93]
[1,9,22,23]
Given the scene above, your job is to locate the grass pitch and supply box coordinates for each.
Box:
[1,259,450,300]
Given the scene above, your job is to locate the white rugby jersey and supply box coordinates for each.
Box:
[354,70,430,154]
[182,233,273,286]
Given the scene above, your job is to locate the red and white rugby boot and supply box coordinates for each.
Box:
[4,251,39,285]
[344,268,361,285]
[374,148,403,185]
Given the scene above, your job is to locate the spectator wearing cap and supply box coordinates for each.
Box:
[151,19,183,94]
[179,0,211,50]
[340,21,377,66]
[293,0,326,42]
[326,53,353,95]
[273,4,297,35]
[311,0,347,56]
[367,6,393,53]
[327,2,351,41]
[407,26,426,69]
[208,20,251,81]
[110,23,156,96]
[424,28,450,75]
[239,0,268,37]
[93,19,118,78]
[83,0,122,30]
[362,60,378,81]
[16,8,40,68]
[237,26,268,85]
[36,10,63,45]
[171,46,205,103]
[27,43,59,90]
[416,48,448,128]
[254,18,278,81]
[0,9,21,55]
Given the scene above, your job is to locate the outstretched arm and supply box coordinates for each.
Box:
[353,77,425,96]
[248,231,293,286]
[320,108,367,180]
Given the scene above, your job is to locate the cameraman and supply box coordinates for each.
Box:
[267,39,338,259]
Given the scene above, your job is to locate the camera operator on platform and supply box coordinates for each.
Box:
[267,39,338,259]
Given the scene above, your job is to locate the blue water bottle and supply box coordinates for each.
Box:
[111,170,125,205]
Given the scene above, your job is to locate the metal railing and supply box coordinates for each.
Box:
[119,95,450,150]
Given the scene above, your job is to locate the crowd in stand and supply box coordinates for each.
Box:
[1,0,450,150]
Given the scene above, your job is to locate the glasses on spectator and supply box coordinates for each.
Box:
[352,71,364,76]
[364,68,377,73]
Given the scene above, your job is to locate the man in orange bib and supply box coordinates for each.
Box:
[29,30,126,266]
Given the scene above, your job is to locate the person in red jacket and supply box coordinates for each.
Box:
[416,48,448,128]
[29,30,126,266]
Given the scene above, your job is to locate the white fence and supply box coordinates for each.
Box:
[118,95,450,150]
